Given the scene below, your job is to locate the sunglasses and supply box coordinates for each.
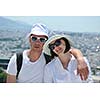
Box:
[49,39,61,50]
[31,36,47,43]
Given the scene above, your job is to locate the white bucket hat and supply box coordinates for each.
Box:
[43,34,73,56]
[28,23,49,37]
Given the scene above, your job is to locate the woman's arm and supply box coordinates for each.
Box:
[69,48,89,80]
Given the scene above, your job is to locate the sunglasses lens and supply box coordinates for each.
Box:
[40,38,47,43]
[32,37,37,41]
[55,40,61,46]
[49,44,55,50]
[49,40,61,50]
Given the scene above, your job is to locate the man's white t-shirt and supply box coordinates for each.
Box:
[6,50,46,83]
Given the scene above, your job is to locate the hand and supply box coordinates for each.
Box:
[77,58,89,80]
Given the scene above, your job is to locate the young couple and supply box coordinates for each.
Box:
[6,23,92,83]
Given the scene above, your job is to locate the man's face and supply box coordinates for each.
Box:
[29,34,48,52]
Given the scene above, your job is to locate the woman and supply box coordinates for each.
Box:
[43,34,93,83]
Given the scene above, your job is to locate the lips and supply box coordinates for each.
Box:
[34,46,40,48]
[34,44,41,48]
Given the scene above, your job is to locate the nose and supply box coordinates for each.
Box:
[34,39,41,43]
[53,45,60,50]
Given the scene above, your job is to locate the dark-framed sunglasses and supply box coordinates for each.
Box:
[31,36,47,43]
[49,39,61,50]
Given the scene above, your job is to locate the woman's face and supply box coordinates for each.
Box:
[49,39,66,55]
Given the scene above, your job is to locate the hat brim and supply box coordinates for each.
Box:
[28,30,48,37]
[43,34,73,56]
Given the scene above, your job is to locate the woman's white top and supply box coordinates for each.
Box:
[44,55,93,83]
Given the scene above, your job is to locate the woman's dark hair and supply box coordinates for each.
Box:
[49,37,71,59]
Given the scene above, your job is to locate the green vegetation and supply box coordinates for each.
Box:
[0,68,7,83]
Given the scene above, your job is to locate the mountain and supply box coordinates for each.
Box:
[0,16,32,36]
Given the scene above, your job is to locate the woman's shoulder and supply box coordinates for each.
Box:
[70,55,76,62]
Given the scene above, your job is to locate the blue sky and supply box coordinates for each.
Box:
[4,16,100,32]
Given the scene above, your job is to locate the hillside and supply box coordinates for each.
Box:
[0,16,31,37]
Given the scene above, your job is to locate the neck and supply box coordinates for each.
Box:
[58,52,72,69]
[27,49,42,62]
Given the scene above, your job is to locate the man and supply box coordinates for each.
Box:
[6,23,89,83]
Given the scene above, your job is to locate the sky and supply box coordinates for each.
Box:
[4,16,100,33]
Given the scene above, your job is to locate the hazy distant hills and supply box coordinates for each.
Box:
[0,17,32,37]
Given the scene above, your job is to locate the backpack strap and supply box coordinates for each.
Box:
[16,52,23,79]
[43,53,52,64]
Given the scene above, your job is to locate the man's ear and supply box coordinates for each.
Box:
[29,36,31,43]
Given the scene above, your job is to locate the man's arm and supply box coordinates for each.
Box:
[6,54,17,83]
[6,74,16,83]
[69,48,89,80]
